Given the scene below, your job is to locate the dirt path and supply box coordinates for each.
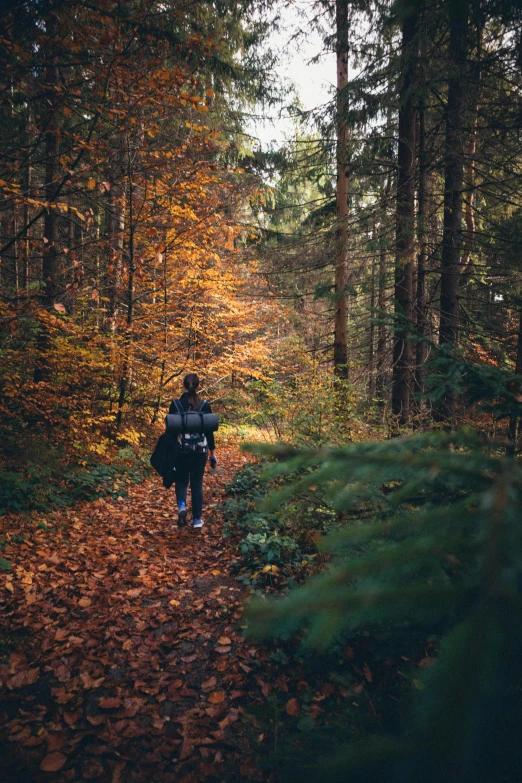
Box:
[1,445,268,782]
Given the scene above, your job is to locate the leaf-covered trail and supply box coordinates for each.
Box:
[1,445,268,782]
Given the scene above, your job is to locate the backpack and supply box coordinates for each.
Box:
[171,399,208,453]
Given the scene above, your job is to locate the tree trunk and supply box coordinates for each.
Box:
[439,2,469,350]
[333,0,349,378]
[461,15,483,309]
[392,7,419,425]
[415,28,429,400]
[34,10,60,383]
[376,174,392,408]
[369,230,376,399]
[108,129,126,329]
[437,0,469,420]
[507,305,522,456]
[116,144,134,430]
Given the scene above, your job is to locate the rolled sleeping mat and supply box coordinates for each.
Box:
[165,412,219,434]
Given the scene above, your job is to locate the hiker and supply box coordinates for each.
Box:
[169,373,217,529]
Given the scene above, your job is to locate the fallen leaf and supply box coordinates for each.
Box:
[98,697,121,709]
[179,737,194,760]
[286,698,300,717]
[78,597,92,608]
[8,667,39,689]
[82,757,105,779]
[201,677,217,692]
[40,751,67,772]
[207,690,226,704]
[64,709,82,726]
[217,636,231,645]
[87,715,105,726]
[218,709,239,730]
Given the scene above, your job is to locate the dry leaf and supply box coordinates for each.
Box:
[207,690,226,704]
[98,697,121,710]
[217,636,231,645]
[64,709,82,726]
[201,677,217,692]
[78,597,92,608]
[8,667,39,689]
[286,698,300,717]
[40,751,67,772]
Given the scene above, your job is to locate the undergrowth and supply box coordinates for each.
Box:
[0,446,150,515]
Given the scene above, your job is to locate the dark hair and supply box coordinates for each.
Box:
[183,373,201,410]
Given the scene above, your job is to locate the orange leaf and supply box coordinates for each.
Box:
[207,690,225,704]
[78,597,91,608]
[285,698,299,717]
[217,636,231,645]
[98,697,121,709]
[40,751,67,772]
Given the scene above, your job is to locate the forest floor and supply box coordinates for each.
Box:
[1,444,285,782]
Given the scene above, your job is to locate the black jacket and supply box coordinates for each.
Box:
[150,432,180,489]
[168,393,216,451]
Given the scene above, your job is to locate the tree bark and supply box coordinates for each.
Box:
[392,7,419,425]
[439,1,469,350]
[116,142,134,430]
[34,8,60,383]
[334,0,349,378]
[108,129,126,329]
[415,26,429,399]
[376,174,391,408]
[507,305,522,456]
[437,0,469,420]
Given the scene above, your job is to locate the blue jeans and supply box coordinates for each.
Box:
[175,450,207,519]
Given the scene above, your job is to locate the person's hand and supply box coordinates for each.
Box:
[209,454,217,469]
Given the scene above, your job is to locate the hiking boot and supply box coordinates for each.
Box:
[192,518,204,529]
[177,501,187,528]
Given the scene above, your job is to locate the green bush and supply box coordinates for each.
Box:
[0,452,150,514]
[245,430,522,782]
[224,463,316,587]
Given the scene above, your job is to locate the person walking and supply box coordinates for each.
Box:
[169,373,217,529]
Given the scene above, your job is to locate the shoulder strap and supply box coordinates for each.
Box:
[174,399,183,414]
[198,399,207,412]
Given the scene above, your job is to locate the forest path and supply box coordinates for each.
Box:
[1,444,268,782]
